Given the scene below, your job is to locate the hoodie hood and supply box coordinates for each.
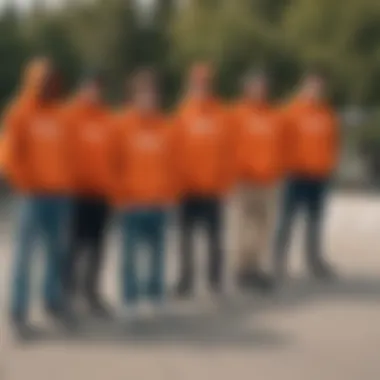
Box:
[2,57,50,134]
[127,106,162,128]
[239,97,270,111]
[284,91,329,112]
[179,96,220,116]
[65,90,107,116]
[18,57,50,107]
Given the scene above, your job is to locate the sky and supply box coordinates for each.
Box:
[0,0,60,10]
[0,0,153,12]
[0,0,74,11]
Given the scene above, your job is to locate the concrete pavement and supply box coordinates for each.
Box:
[1,193,380,380]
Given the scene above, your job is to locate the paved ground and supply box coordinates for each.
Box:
[1,192,380,380]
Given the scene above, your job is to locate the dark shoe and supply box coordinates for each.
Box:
[45,302,64,320]
[238,270,274,293]
[309,260,337,281]
[87,297,113,319]
[10,314,36,342]
[13,323,38,342]
[174,282,193,299]
[274,259,287,286]
[210,281,224,295]
[238,271,253,287]
[45,303,78,331]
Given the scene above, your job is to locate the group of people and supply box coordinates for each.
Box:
[1,57,339,339]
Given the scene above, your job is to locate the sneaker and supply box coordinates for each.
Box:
[274,259,287,287]
[238,271,253,288]
[238,269,274,293]
[10,314,36,342]
[309,260,337,281]
[45,303,78,331]
[174,283,193,299]
[87,298,113,319]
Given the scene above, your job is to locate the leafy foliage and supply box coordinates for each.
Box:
[0,0,380,106]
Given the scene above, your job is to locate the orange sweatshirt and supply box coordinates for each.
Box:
[173,98,235,197]
[232,100,285,185]
[114,108,178,207]
[0,135,6,175]
[283,100,339,178]
[65,99,118,198]
[4,101,73,195]
[1,58,50,186]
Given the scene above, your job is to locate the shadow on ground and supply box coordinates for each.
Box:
[221,275,380,315]
[11,275,380,350]
[20,311,290,349]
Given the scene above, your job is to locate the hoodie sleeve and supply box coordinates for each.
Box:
[0,132,7,176]
[167,116,183,200]
[278,105,295,174]
[108,116,125,205]
[220,108,239,193]
[170,114,187,198]
[60,105,79,192]
[1,103,32,191]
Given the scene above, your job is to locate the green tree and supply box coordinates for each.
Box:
[282,0,380,104]
[170,0,286,97]
[62,0,138,101]
[0,6,30,110]
[25,2,82,93]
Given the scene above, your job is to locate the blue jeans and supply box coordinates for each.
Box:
[178,197,223,292]
[120,208,167,304]
[274,177,329,268]
[11,195,71,320]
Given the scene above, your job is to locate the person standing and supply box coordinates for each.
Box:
[1,57,49,183]
[4,59,73,338]
[115,69,177,312]
[174,63,235,297]
[0,133,7,176]
[232,70,285,292]
[274,69,340,282]
[63,72,116,317]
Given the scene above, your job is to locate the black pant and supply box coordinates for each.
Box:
[64,197,109,303]
[177,196,223,292]
[274,177,328,268]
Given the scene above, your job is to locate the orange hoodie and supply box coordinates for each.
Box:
[0,133,10,177]
[64,99,119,198]
[173,98,235,197]
[232,100,285,185]
[4,101,73,195]
[2,59,73,194]
[0,135,6,176]
[1,58,50,186]
[114,108,178,207]
[283,99,339,178]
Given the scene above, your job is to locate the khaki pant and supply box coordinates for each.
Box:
[237,184,279,272]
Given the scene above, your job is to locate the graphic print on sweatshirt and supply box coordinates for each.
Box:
[248,115,276,137]
[82,123,105,143]
[191,118,218,135]
[132,130,165,152]
[30,119,61,140]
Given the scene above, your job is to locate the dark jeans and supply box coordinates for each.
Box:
[64,197,109,303]
[274,177,329,268]
[120,208,167,304]
[178,196,223,292]
[11,196,71,320]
